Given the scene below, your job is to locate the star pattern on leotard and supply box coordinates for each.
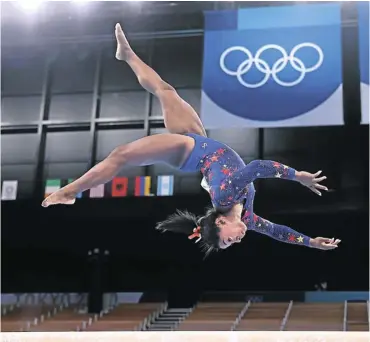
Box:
[244,214,310,246]
[272,162,292,178]
[197,135,296,202]
[192,137,311,247]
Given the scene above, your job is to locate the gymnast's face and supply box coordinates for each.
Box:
[216,216,247,249]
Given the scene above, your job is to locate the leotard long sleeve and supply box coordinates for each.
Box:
[210,159,297,208]
[242,211,311,247]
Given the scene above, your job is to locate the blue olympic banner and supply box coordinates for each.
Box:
[201,4,344,128]
[358,1,369,125]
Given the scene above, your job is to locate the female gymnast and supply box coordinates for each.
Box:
[42,24,341,253]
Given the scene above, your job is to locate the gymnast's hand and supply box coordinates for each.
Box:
[310,237,341,250]
[296,170,328,196]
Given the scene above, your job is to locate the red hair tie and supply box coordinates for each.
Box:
[188,226,202,243]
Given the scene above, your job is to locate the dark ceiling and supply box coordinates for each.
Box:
[0,1,352,48]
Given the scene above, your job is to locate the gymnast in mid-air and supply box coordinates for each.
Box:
[42,23,341,253]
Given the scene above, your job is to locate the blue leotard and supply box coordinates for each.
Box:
[180,133,311,247]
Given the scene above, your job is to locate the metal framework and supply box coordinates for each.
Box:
[1,4,364,199]
[0,31,204,199]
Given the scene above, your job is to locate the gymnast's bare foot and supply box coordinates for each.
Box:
[115,23,134,61]
[42,189,76,207]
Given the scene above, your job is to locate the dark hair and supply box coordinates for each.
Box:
[155,208,221,255]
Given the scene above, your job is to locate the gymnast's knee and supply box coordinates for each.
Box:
[155,80,176,95]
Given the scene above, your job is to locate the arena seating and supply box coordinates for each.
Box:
[346,302,369,331]
[85,303,161,331]
[235,302,289,331]
[1,304,58,332]
[1,301,368,332]
[284,303,343,331]
[176,302,245,331]
[28,306,93,332]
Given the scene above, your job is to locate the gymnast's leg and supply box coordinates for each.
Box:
[42,134,191,207]
[115,23,207,137]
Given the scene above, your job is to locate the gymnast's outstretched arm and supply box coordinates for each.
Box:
[229,160,328,196]
[244,213,340,250]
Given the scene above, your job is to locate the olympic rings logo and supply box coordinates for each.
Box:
[219,43,324,88]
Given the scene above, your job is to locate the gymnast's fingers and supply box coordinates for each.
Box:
[310,187,322,196]
[321,242,337,250]
[314,176,327,183]
[314,183,328,191]
[324,244,338,250]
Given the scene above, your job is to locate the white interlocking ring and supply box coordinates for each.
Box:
[219,43,324,88]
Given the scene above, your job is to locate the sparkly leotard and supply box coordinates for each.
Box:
[180,133,311,247]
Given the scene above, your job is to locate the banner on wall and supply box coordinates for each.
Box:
[358,1,369,124]
[45,179,61,198]
[134,176,153,197]
[89,184,104,198]
[157,175,174,196]
[201,4,344,128]
[1,181,18,200]
[7,176,177,200]
[112,177,128,197]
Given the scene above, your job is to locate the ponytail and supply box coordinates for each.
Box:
[155,209,198,236]
[155,207,222,255]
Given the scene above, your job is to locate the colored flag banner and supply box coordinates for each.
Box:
[201,3,344,128]
[1,181,18,200]
[358,1,369,124]
[112,177,128,197]
[89,184,104,198]
[157,175,174,196]
[135,176,152,196]
[45,179,60,198]
[68,179,82,198]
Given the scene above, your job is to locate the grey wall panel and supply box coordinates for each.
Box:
[1,134,39,164]
[45,131,91,163]
[49,94,93,121]
[1,53,45,95]
[96,129,146,160]
[1,164,36,181]
[51,49,97,93]
[1,96,41,124]
[152,36,202,88]
[115,166,145,178]
[43,162,89,179]
[100,91,147,119]
[208,128,259,158]
[101,42,149,92]
[151,88,201,117]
